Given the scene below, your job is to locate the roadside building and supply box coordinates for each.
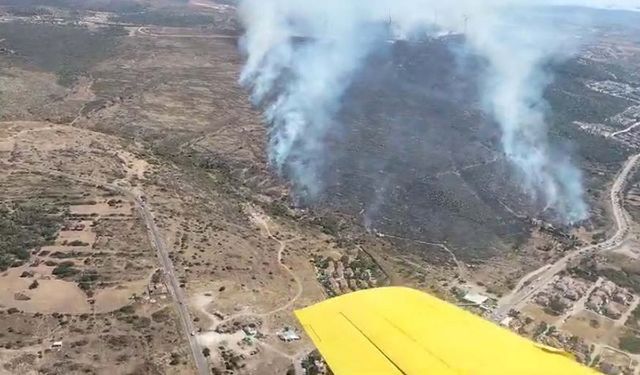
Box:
[500,316,513,327]
[462,292,489,306]
[277,329,300,342]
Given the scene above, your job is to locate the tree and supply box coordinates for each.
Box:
[169,352,180,365]
[534,321,548,337]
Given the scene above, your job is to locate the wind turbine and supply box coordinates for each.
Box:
[463,14,469,34]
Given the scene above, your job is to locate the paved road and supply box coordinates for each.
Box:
[18,168,210,375]
[136,197,210,375]
[494,153,640,318]
[136,26,239,39]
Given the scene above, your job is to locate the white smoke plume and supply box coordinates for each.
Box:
[238,0,637,222]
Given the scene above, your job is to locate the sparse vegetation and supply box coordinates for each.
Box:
[625,304,640,329]
[266,200,291,218]
[533,321,548,338]
[151,307,171,323]
[1,0,146,13]
[52,261,80,278]
[117,305,135,315]
[0,22,127,86]
[313,215,342,237]
[619,334,640,354]
[77,270,99,291]
[66,240,90,247]
[112,9,216,27]
[0,2,639,374]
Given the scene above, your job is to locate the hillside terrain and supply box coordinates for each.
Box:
[1,1,640,374]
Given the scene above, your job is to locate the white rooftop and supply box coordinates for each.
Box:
[463,292,489,306]
[277,330,301,341]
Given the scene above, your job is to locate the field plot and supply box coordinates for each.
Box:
[0,119,196,374]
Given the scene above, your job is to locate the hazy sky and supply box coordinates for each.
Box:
[558,0,640,9]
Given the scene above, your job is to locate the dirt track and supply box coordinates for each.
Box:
[216,213,303,324]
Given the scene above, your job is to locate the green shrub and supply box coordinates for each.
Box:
[117,305,135,315]
[0,203,63,271]
[52,261,79,278]
[66,240,89,247]
[620,334,640,354]
[78,270,99,290]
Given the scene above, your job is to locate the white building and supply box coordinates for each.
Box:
[463,292,489,306]
[277,329,301,342]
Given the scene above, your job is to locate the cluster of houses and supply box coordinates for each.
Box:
[586,280,634,320]
[314,253,378,296]
[534,276,589,314]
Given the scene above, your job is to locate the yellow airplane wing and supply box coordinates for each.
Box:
[295,287,598,375]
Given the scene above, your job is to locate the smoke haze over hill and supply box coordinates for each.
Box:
[238,0,639,223]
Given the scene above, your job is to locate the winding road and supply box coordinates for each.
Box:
[494,153,640,319]
[610,122,640,138]
[259,218,304,316]
[376,233,468,279]
[208,214,305,374]
[216,214,303,325]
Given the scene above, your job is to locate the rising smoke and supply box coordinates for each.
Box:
[237,0,634,223]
